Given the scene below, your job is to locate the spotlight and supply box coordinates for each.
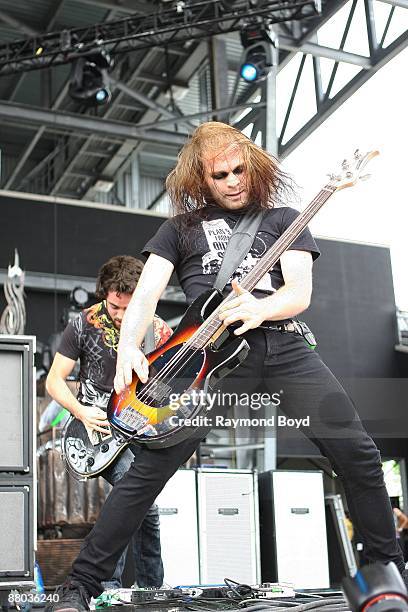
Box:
[240,42,272,82]
[240,25,274,82]
[69,48,113,107]
[70,286,89,309]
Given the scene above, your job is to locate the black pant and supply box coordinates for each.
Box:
[70,329,404,596]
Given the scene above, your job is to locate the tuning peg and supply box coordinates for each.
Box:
[354,149,361,159]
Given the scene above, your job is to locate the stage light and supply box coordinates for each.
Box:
[69,48,113,107]
[70,286,89,309]
[95,88,110,103]
[240,42,272,81]
[240,62,258,82]
[240,23,274,82]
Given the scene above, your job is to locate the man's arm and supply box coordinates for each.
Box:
[115,254,174,393]
[46,353,110,434]
[218,250,313,335]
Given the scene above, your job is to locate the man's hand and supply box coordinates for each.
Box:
[114,346,149,394]
[218,279,268,335]
[75,405,111,435]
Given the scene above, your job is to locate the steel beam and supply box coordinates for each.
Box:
[0,101,187,146]
[365,0,379,57]
[138,101,266,131]
[377,0,408,8]
[208,37,230,122]
[0,10,40,37]
[110,78,191,126]
[277,34,371,67]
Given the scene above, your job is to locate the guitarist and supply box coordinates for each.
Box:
[46,255,171,591]
[47,123,407,611]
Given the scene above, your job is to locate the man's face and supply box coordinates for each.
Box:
[203,145,249,210]
[105,291,132,329]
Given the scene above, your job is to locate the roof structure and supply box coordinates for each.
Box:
[0,0,406,209]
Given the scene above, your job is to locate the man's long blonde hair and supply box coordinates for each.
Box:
[166,121,293,214]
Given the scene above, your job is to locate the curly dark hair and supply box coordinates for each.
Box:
[95,255,144,299]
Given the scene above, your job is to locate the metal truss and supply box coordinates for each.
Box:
[1,0,407,205]
[230,0,408,158]
[0,0,320,77]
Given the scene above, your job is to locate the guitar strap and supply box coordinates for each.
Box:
[213,209,265,292]
[143,322,156,354]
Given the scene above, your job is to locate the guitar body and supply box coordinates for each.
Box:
[62,416,129,479]
[107,289,250,448]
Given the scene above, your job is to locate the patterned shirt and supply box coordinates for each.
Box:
[57,301,172,408]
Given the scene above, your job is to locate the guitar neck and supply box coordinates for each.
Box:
[239,184,335,293]
[191,184,336,348]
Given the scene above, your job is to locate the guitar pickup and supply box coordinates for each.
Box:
[146,379,172,402]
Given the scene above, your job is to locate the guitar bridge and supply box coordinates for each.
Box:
[117,406,149,431]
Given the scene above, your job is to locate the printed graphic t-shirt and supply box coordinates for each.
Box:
[142,206,320,303]
[57,301,172,408]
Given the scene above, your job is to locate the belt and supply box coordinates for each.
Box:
[259,319,317,349]
[259,319,299,333]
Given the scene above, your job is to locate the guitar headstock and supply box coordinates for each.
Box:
[328,149,379,191]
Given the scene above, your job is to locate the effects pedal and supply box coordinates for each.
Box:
[130,587,180,603]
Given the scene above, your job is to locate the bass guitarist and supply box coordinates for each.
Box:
[46,255,171,590]
[47,122,407,611]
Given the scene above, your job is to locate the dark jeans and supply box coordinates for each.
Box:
[101,446,163,589]
[70,329,404,597]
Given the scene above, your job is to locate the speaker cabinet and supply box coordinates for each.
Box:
[0,336,36,588]
[0,484,34,577]
[259,470,330,590]
[156,469,200,586]
[0,340,34,472]
[197,469,260,585]
[157,469,260,587]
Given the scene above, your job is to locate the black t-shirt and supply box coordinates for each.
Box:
[142,206,320,303]
[57,301,172,408]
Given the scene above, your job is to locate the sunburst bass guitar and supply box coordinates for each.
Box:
[107,150,378,449]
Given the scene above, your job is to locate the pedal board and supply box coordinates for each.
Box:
[129,582,295,603]
[95,582,297,607]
